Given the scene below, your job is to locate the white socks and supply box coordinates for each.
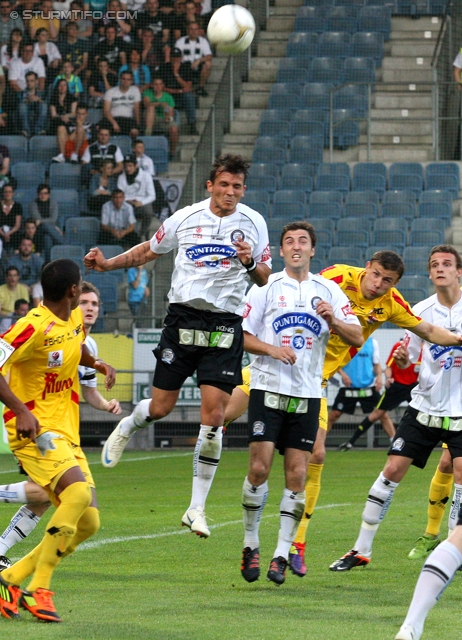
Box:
[354,472,399,557]
[274,488,305,560]
[401,540,462,638]
[0,505,41,555]
[448,484,462,533]
[119,399,154,436]
[242,477,268,550]
[0,481,27,504]
[189,425,223,510]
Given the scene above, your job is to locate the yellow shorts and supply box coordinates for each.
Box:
[13,437,95,492]
[238,366,328,431]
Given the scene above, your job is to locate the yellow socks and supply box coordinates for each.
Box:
[426,468,453,537]
[293,463,324,545]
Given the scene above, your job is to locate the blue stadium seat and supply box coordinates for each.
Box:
[309,57,344,84]
[293,14,327,33]
[279,57,312,72]
[327,15,358,33]
[328,245,364,265]
[308,217,336,234]
[271,256,285,272]
[308,200,343,219]
[87,108,102,125]
[318,31,352,58]
[50,188,80,229]
[274,189,308,205]
[316,173,350,196]
[352,174,386,197]
[64,216,100,250]
[291,120,325,138]
[246,175,278,194]
[14,188,36,212]
[0,135,28,163]
[403,257,430,276]
[317,162,350,177]
[400,274,431,292]
[267,217,291,244]
[374,217,408,232]
[310,189,344,207]
[425,174,459,200]
[254,135,289,151]
[289,136,324,164]
[242,190,271,207]
[85,273,119,313]
[403,245,432,264]
[344,200,378,219]
[316,229,334,246]
[409,222,444,246]
[343,56,376,83]
[28,135,59,164]
[139,136,169,173]
[333,91,368,117]
[248,162,280,178]
[389,174,423,197]
[370,228,407,249]
[381,202,415,223]
[383,189,417,204]
[358,6,391,40]
[417,201,452,224]
[272,202,307,219]
[261,108,295,123]
[269,83,303,109]
[310,256,326,273]
[110,135,132,155]
[345,189,379,205]
[293,109,330,140]
[351,31,384,65]
[390,162,424,178]
[366,244,406,258]
[276,66,310,83]
[419,189,453,205]
[50,244,85,263]
[253,147,287,166]
[396,286,429,305]
[332,108,360,148]
[279,163,316,192]
[49,163,81,190]
[301,83,334,110]
[336,217,370,246]
[259,120,292,140]
[11,161,46,189]
[286,31,320,57]
[353,162,387,180]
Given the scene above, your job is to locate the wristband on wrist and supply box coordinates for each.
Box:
[243,258,257,272]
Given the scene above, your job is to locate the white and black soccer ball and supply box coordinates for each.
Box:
[207,4,256,55]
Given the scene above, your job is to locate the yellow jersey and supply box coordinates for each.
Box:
[321,265,423,380]
[0,305,85,450]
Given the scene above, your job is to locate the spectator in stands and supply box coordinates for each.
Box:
[0,184,23,253]
[57,21,89,77]
[132,138,155,176]
[88,158,117,212]
[53,60,83,96]
[88,57,118,108]
[8,236,44,288]
[27,183,64,258]
[143,76,178,156]
[185,0,206,35]
[102,70,141,138]
[174,20,211,96]
[168,0,189,44]
[137,0,170,43]
[81,126,124,175]
[1,28,22,75]
[33,27,61,85]
[52,102,94,163]
[0,139,10,179]
[48,77,78,135]
[28,0,60,41]
[99,187,141,248]
[23,219,45,255]
[0,296,29,331]
[9,41,46,96]
[127,265,150,317]
[0,1,24,47]
[119,48,151,91]
[18,70,47,137]
[84,0,107,13]
[140,27,168,77]
[60,1,93,40]
[160,46,197,134]
[98,0,132,43]
[92,24,127,74]
[117,152,155,239]
[0,265,29,317]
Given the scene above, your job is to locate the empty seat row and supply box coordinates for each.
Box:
[293,6,391,37]
[286,31,384,63]
[276,56,376,84]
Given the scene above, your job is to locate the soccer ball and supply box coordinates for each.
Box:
[207,5,256,55]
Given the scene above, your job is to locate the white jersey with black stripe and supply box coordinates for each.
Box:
[149,198,271,316]
[242,270,360,398]
[405,293,462,416]
[78,334,97,389]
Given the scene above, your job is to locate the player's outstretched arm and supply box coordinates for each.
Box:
[80,344,116,390]
[81,386,122,414]
[0,375,40,442]
[412,320,462,347]
[84,242,160,272]
[234,240,271,286]
[316,300,364,348]
[243,331,296,365]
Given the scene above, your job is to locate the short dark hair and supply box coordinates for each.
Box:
[112,188,124,197]
[368,250,405,279]
[121,70,134,79]
[209,154,250,184]
[25,70,38,79]
[37,183,49,194]
[81,280,101,304]
[280,220,316,248]
[6,266,19,276]
[428,244,462,270]
[76,102,88,111]
[132,139,145,147]
[41,259,81,303]
[66,21,79,30]
[14,298,29,311]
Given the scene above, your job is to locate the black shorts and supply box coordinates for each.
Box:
[248,389,320,455]
[331,387,381,414]
[388,406,462,469]
[152,303,243,393]
[376,381,417,412]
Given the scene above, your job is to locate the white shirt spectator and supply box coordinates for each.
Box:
[453,50,462,69]
[101,198,137,230]
[9,56,46,90]
[149,198,271,315]
[243,271,359,398]
[53,0,72,10]
[117,166,155,206]
[174,34,212,63]
[0,45,18,71]
[136,153,155,177]
[104,84,141,118]
[33,41,62,65]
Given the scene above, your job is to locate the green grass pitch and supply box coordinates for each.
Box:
[0,449,458,639]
